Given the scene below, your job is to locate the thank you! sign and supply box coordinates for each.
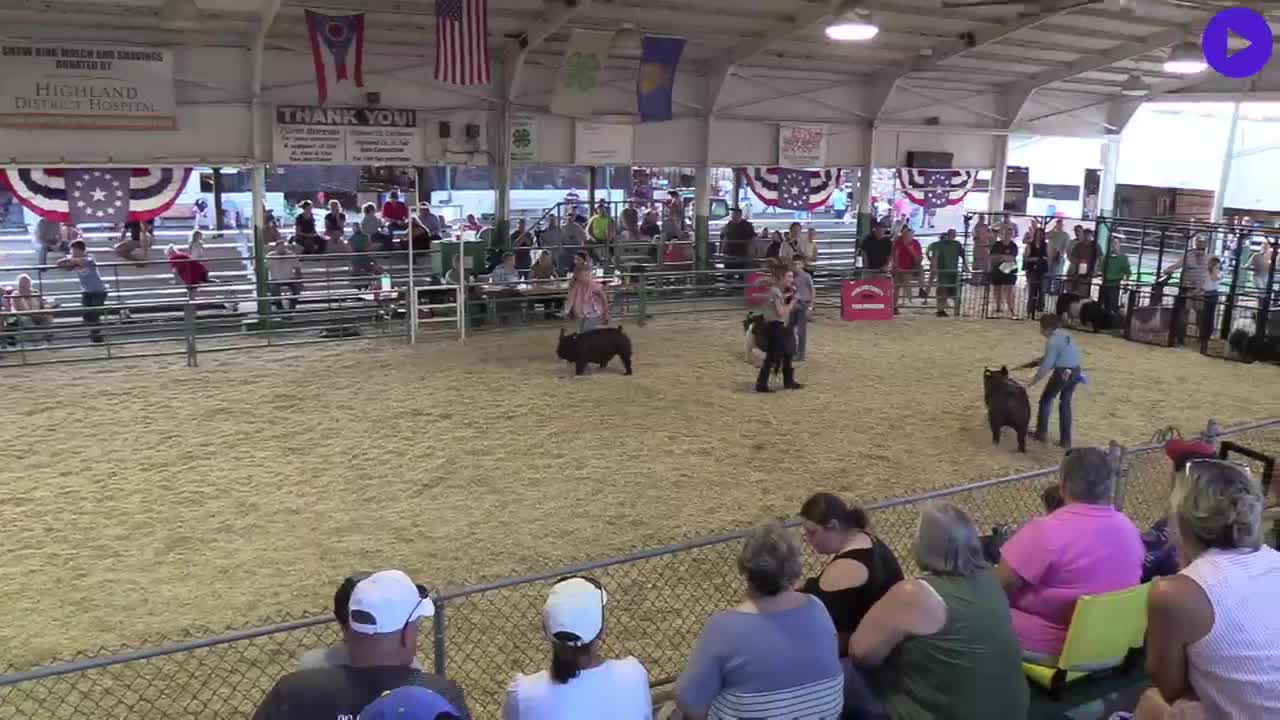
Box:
[274,106,423,165]
[841,278,893,321]
[0,43,176,129]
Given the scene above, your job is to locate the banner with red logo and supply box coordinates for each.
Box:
[841,278,893,321]
[745,271,769,306]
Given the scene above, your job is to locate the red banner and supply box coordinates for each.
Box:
[841,278,893,321]
[745,271,770,306]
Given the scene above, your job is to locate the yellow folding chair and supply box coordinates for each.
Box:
[1022,582,1151,699]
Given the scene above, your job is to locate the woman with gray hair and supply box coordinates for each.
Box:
[849,502,1028,719]
[1135,461,1280,720]
[675,523,844,720]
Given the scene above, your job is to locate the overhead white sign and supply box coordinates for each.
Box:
[574,121,634,165]
[509,113,537,163]
[778,123,828,168]
[0,43,176,130]
[273,106,423,165]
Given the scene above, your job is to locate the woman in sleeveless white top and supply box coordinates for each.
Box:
[1136,461,1280,720]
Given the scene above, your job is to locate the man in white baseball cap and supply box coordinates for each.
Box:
[254,569,469,720]
[504,576,652,719]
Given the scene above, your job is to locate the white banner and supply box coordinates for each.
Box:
[273,106,423,165]
[574,121,634,165]
[509,113,537,163]
[550,30,615,119]
[778,123,828,168]
[0,43,176,130]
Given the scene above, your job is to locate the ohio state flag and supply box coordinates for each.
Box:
[305,10,365,104]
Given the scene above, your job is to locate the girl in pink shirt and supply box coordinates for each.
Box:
[565,267,609,333]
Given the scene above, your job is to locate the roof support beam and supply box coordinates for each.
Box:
[1008,24,1198,95]
[706,2,834,110]
[504,0,592,102]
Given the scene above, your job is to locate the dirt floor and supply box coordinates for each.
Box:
[1,311,1275,666]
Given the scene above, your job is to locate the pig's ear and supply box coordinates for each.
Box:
[559,328,565,337]
[1000,365,1009,374]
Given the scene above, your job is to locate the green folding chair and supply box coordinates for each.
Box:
[1022,582,1151,699]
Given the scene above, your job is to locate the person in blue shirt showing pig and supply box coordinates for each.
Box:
[1017,314,1087,449]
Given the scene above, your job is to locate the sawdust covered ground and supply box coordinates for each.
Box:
[1,312,1274,665]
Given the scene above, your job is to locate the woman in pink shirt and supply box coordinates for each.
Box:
[994,446,1143,661]
[564,266,609,333]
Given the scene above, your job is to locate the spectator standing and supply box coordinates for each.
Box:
[587,204,613,257]
[253,570,468,720]
[1135,461,1280,720]
[56,240,108,343]
[675,523,844,719]
[997,212,1019,238]
[381,191,410,233]
[927,229,966,318]
[666,190,685,231]
[510,218,535,278]
[294,201,324,254]
[850,502,1029,720]
[621,201,640,236]
[1199,256,1223,339]
[791,257,814,362]
[639,210,661,243]
[504,577,650,720]
[1248,239,1275,291]
[719,208,756,278]
[324,200,347,248]
[993,446,1143,661]
[1067,228,1100,296]
[971,217,993,286]
[33,216,70,266]
[755,262,802,393]
[799,493,904,655]
[188,230,207,261]
[860,223,892,277]
[540,216,568,273]
[1023,227,1049,316]
[267,236,303,310]
[1018,313,1086,448]
[987,227,1019,319]
[890,228,922,315]
[787,223,817,270]
[1100,244,1132,313]
[565,215,592,264]
[1047,219,1072,294]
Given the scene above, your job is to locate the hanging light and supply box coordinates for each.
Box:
[1163,42,1207,74]
[612,23,643,53]
[826,9,878,41]
[1120,73,1150,96]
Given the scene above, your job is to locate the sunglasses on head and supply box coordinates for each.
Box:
[1184,457,1252,479]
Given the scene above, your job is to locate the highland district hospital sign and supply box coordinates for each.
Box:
[0,43,177,130]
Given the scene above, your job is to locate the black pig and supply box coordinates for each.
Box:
[557,326,633,376]
[1077,300,1122,333]
[983,366,1030,453]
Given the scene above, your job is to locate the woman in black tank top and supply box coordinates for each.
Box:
[799,493,905,656]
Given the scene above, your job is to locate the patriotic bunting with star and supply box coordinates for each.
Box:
[740,167,842,210]
[896,168,977,211]
[0,168,192,223]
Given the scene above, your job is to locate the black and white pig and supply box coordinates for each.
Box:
[557,326,634,376]
[742,312,768,366]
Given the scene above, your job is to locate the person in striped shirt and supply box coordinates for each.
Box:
[675,523,844,720]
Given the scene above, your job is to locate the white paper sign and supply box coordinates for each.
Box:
[273,106,422,165]
[510,113,537,163]
[0,43,176,129]
[574,121,634,165]
[778,123,828,168]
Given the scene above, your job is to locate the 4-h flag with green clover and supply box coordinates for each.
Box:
[509,113,537,162]
[550,29,614,118]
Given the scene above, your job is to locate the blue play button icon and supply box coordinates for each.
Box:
[1202,7,1273,79]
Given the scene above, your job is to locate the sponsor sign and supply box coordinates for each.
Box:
[273,106,422,165]
[0,43,176,129]
[841,278,894,321]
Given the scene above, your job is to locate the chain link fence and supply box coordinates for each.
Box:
[2,418,1276,719]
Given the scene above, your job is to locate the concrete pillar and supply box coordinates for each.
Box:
[1099,136,1121,217]
[251,164,270,318]
[1210,101,1241,225]
[493,81,513,243]
[987,136,1009,215]
[694,115,713,271]
[855,129,878,237]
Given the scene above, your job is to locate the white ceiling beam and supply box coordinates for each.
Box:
[718,3,835,68]
[893,0,1097,80]
[895,83,1008,122]
[504,0,592,102]
[1009,24,1197,94]
[728,69,873,120]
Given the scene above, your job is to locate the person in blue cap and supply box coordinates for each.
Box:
[362,686,462,720]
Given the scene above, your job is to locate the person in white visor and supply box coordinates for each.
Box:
[503,576,651,720]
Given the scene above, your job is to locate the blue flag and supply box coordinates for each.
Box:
[67,169,131,226]
[637,36,685,123]
[776,168,813,211]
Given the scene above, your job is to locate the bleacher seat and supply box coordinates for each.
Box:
[1022,582,1150,700]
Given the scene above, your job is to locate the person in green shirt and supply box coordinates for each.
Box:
[1100,247,1132,312]
[927,229,967,318]
[587,203,614,257]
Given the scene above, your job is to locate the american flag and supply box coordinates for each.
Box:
[435,0,490,86]
[896,169,976,210]
[776,168,812,211]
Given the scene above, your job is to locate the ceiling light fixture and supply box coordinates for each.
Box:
[612,23,643,53]
[1120,73,1149,96]
[1163,41,1207,74]
[826,9,878,41]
